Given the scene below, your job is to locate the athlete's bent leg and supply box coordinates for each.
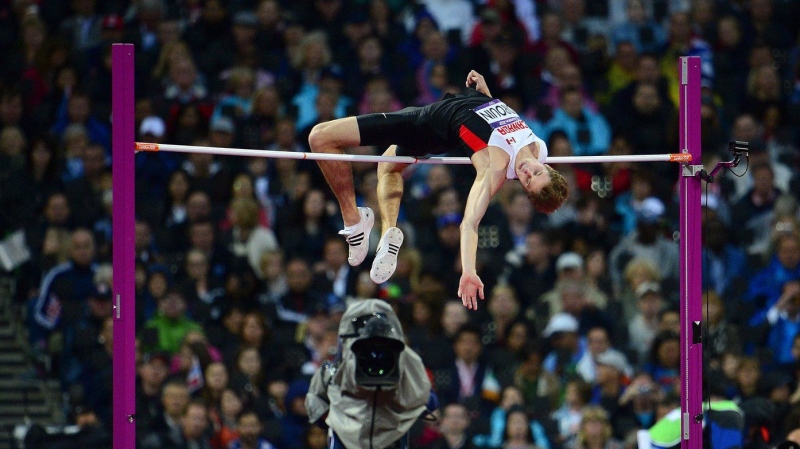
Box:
[376,145,407,232]
[372,145,407,283]
[308,117,362,226]
[310,117,374,267]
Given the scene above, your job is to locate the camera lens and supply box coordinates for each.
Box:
[357,349,397,377]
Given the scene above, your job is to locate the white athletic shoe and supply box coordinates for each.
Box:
[338,207,374,266]
[370,227,404,283]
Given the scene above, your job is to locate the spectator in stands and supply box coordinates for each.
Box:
[610,53,671,119]
[611,82,675,157]
[628,281,664,364]
[541,64,599,116]
[616,371,662,436]
[188,220,234,282]
[748,0,793,49]
[422,212,462,292]
[257,249,288,304]
[610,0,666,54]
[565,406,624,449]
[506,230,556,311]
[701,217,748,301]
[201,361,228,409]
[491,320,537,388]
[81,314,113,424]
[609,197,679,297]
[702,291,742,365]
[229,346,266,411]
[590,350,631,418]
[427,401,476,449]
[657,307,681,336]
[229,409,277,449]
[552,379,592,445]
[211,388,242,449]
[267,257,336,344]
[141,379,191,446]
[540,257,608,324]
[500,405,541,449]
[765,280,800,367]
[482,285,522,349]
[748,233,800,327]
[281,379,311,449]
[577,327,629,383]
[735,356,762,402]
[542,312,585,384]
[544,88,612,156]
[279,188,340,265]
[65,143,107,228]
[224,196,278,276]
[712,15,749,121]
[598,42,638,107]
[30,228,96,359]
[172,337,213,395]
[50,91,111,152]
[142,289,204,355]
[136,351,171,435]
[439,323,496,421]
[312,237,358,299]
[644,331,681,395]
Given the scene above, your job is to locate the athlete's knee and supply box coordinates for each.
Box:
[308,123,330,152]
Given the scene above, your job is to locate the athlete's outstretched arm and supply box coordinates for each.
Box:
[458,152,505,310]
[466,70,492,98]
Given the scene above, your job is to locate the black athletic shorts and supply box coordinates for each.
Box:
[356,107,454,157]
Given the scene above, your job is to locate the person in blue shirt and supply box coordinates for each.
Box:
[748,233,800,328]
[543,88,611,156]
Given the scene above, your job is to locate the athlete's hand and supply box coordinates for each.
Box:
[465,70,491,97]
[458,271,485,310]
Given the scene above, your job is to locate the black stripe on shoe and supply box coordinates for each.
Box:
[347,233,364,244]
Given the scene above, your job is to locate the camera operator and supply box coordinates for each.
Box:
[306,299,437,449]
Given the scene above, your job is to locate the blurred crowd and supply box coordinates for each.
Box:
[2,0,800,448]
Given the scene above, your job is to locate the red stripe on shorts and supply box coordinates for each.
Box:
[459,125,487,152]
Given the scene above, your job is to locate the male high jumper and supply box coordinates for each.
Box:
[308,70,568,310]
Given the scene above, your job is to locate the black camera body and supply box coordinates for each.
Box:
[350,315,404,387]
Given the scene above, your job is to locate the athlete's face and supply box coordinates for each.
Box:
[517,159,551,194]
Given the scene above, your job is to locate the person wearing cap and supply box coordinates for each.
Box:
[590,350,631,413]
[625,280,663,363]
[542,312,586,383]
[609,195,679,297]
[539,252,608,320]
[308,70,568,309]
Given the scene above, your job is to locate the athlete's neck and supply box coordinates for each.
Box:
[518,143,539,161]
